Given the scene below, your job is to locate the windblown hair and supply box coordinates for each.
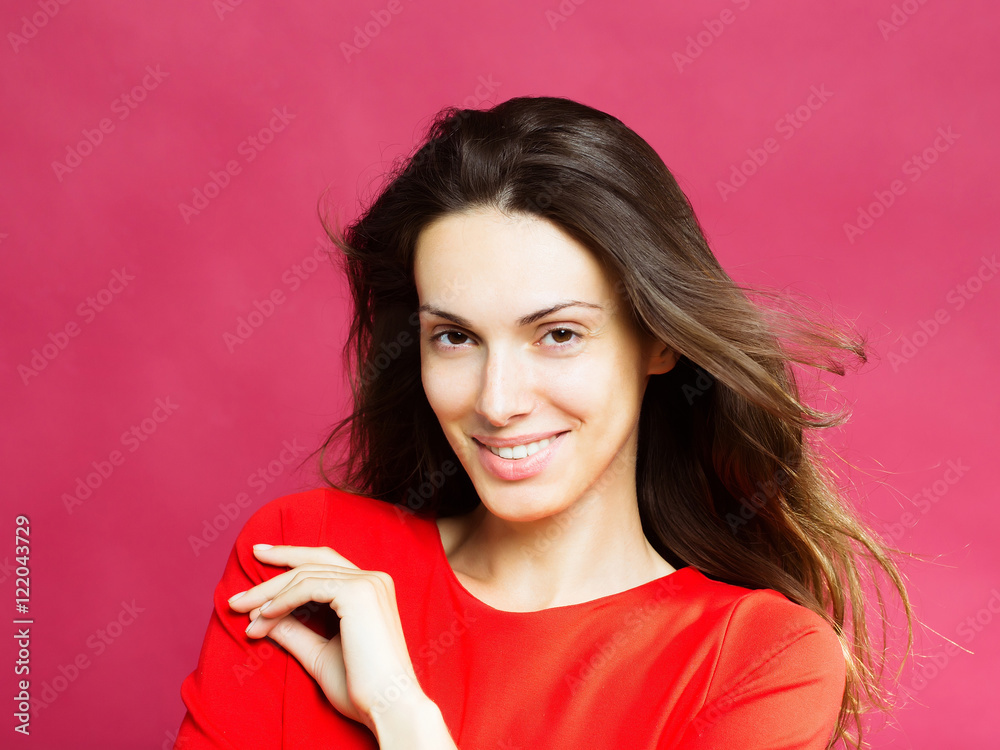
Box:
[311,95,911,748]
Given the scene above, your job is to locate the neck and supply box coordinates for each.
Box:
[439,483,675,612]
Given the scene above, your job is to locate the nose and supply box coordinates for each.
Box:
[475,344,533,427]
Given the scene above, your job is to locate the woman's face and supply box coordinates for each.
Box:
[414,206,677,523]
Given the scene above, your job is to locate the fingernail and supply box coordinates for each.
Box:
[245,616,258,635]
[228,591,247,604]
[259,599,272,612]
[253,544,273,551]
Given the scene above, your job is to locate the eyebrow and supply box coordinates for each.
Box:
[417,300,605,328]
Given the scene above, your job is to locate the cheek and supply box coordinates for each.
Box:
[549,352,645,421]
[547,366,593,399]
[420,357,474,418]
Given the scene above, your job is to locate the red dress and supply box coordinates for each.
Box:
[176,488,845,749]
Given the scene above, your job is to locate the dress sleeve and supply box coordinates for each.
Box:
[174,498,293,749]
[668,593,847,750]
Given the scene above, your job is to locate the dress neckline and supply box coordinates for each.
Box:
[425,513,699,616]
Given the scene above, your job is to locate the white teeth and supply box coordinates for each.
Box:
[489,436,554,460]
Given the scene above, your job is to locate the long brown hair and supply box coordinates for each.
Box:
[311,95,912,748]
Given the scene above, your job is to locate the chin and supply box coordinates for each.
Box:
[475,484,573,525]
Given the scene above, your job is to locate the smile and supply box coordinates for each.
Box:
[474,432,568,481]
[487,436,556,460]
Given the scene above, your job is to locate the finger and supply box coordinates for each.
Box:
[258,619,358,723]
[244,574,350,636]
[227,545,360,611]
[250,607,336,676]
[228,563,357,612]
[252,543,360,570]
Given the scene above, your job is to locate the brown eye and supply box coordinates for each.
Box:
[432,330,471,347]
[543,328,580,347]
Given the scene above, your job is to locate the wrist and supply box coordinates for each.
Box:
[370,691,454,749]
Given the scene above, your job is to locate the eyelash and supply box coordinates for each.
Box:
[429,327,583,351]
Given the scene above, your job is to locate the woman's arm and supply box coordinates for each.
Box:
[175,506,291,748]
[370,694,458,750]
[234,543,459,748]
[665,593,846,750]
[177,490,458,748]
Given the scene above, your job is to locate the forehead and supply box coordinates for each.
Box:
[413,208,615,306]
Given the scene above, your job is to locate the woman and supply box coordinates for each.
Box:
[176,96,911,749]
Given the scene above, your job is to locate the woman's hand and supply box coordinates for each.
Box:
[227,543,432,738]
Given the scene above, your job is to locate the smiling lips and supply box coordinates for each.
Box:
[486,435,556,459]
[473,431,568,480]
[473,429,567,449]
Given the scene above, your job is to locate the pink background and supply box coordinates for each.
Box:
[2,1,997,746]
